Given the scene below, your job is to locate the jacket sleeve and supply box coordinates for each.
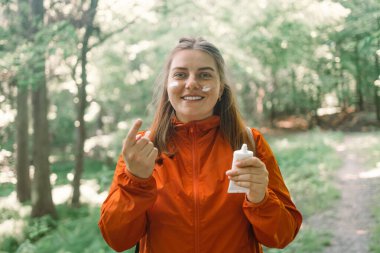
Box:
[98,155,157,252]
[243,129,302,249]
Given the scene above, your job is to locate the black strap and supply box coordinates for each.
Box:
[134,242,140,253]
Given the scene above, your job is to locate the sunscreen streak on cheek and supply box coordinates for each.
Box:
[168,81,179,89]
[201,86,212,92]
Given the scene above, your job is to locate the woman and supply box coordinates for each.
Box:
[98,37,302,253]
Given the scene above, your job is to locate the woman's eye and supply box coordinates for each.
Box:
[173,72,187,79]
[199,72,212,79]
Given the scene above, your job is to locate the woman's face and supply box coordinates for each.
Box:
[167,49,222,123]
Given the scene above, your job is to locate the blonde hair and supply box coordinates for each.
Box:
[150,37,254,158]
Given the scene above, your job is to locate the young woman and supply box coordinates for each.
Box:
[99,37,302,253]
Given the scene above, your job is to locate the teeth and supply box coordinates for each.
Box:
[183,96,202,101]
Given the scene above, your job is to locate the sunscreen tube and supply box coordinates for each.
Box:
[227,144,253,193]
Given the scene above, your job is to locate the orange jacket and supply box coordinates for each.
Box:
[99,116,302,253]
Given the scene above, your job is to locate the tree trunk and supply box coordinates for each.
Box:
[30,0,57,218]
[16,86,31,202]
[71,0,99,207]
[269,70,277,127]
[15,0,31,203]
[375,19,380,121]
[354,40,364,111]
[375,38,380,121]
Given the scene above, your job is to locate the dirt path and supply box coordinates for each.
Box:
[308,133,380,253]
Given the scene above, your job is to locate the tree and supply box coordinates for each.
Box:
[30,0,56,218]
[71,0,99,207]
[14,0,31,203]
[16,84,31,202]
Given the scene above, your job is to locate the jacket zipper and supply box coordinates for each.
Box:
[190,126,200,253]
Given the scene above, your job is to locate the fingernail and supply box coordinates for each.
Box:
[135,134,142,140]
[144,130,151,137]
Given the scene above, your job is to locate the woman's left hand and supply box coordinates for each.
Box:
[226,157,269,203]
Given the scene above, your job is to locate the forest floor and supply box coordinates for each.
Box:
[307,133,380,253]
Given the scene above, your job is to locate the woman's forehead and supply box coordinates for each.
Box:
[170,49,217,70]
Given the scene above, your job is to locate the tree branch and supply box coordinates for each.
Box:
[88,19,136,51]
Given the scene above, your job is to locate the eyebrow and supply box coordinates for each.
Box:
[171,67,215,72]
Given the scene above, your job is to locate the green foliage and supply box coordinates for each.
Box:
[0,183,14,197]
[82,159,114,192]
[50,90,76,149]
[50,161,75,185]
[50,158,114,192]
[24,216,57,242]
[0,235,20,253]
[30,205,127,253]
[0,207,20,223]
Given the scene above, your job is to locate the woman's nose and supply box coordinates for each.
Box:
[185,74,201,89]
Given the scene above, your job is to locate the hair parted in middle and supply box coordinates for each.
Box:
[149,37,254,158]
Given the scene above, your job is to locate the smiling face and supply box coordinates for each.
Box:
[167,49,222,123]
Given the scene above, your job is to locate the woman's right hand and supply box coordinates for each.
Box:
[122,119,158,179]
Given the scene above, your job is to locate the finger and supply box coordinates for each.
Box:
[135,130,150,143]
[232,181,250,189]
[226,168,263,176]
[234,181,267,189]
[236,157,264,168]
[147,147,158,161]
[229,174,268,183]
[140,142,154,156]
[125,119,143,148]
[134,137,150,151]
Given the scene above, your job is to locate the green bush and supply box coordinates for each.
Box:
[0,236,20,252]
[24,216,57,242]
[0,183,14,197]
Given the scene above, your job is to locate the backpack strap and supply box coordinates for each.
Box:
[246,126,256,155]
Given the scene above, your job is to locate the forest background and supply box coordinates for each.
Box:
[1,0,380,252]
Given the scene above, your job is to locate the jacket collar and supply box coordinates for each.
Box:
[172,115,220,133]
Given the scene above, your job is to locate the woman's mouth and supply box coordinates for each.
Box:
[181,96,204,101]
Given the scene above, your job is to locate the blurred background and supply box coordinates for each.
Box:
[0,0,380,252]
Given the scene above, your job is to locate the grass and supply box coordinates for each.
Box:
[0,204,136,253]
[343,131,380,253]
[267,129,343,218]
[351,132,380,170]
[370,202,380,253]
[0,158,129,253]
[355,132,380,253]
[265,227,331,253]
[264,129,343,252]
